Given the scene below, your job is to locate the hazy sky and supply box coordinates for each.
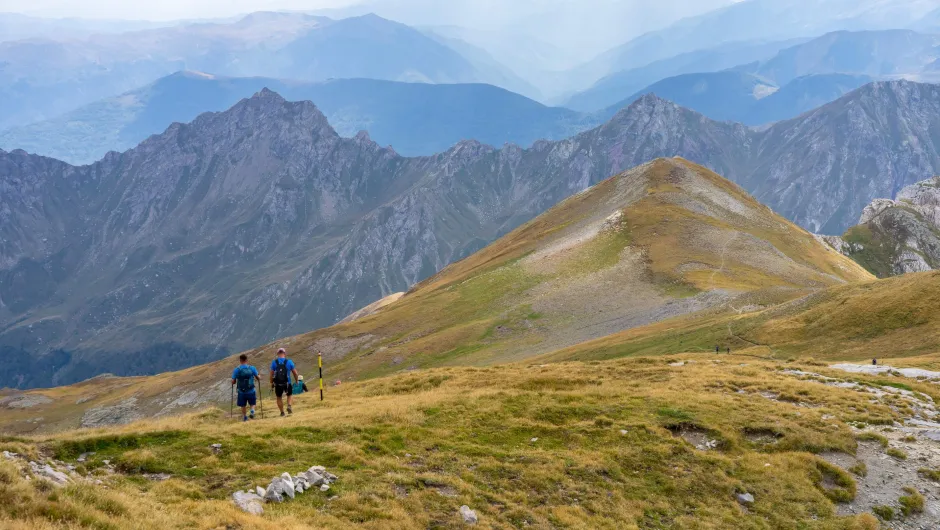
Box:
[0,0,354,19]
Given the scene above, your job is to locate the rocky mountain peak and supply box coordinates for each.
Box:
[827,175,940,277]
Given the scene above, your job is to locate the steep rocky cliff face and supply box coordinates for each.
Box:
[4,80,940,388]
[825,177,940,277]
[0,91,745,387]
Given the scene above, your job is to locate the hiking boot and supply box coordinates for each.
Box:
[287,405,292,415]
[249,409,255,419]
[280,411,285,417]
[242,416,248,422]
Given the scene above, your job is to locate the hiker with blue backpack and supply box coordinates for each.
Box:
[270,348,300,416]
[231,354,262,422]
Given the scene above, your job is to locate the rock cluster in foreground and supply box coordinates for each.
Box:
[232,465,338,515]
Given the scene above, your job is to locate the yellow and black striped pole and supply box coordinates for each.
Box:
[318,351,324,401]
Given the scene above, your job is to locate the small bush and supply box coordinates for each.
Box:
[871,505,894,520]
[815,460,857,503]
[887,448,907,460]
[917,468,940,481]
[848,462,867,477]
[901,435,917,443]
[856,432,889,448]
[899,486,925,516]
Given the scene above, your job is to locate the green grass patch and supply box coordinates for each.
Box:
[887,448,908,460]
[849,462,867,477]
[872,505,894,520]
[918,468,940,481]
[899,486,925,516]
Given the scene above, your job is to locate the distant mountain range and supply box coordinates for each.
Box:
[563,38,804,112]
[0,72,597,165]
[0,12,524,130]
[3,80,940,388]
[570,29,940,114]
[599,71,872,126]
[569,0,938,94]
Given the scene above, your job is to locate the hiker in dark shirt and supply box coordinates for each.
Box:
[270,348,299,416]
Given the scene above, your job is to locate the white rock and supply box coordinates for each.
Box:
[295,482,304,493]
[530,438,538,443]
[320,484,330,492]
[620,430,628,435]
[256,486,265,497]
[459,505,478,524]
[302,470,325,486]
[280,472,295,493]
[31,463,71,486]
[736,493,755,505]
[233,491,264,515]
[263,483,284,503]
[309,465,326,473]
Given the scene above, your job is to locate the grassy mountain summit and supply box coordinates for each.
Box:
[0,158,870,434]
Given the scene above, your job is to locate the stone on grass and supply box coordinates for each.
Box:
[736,493,755,506]
[459,505,478,524]
[320,484,330,492]
[256,486,266,497]
[233,491,264,515]
[30,462,70,486]
[210,444,223,455]
[263,485,284,504]
[295,482,305,493]
[302,470,325,486]
[265,477,294,501]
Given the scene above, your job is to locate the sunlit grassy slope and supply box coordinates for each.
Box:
[2,355,909,529]
[0,158,872,434]
[547,271,940,364]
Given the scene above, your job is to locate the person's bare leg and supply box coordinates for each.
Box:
[276,395,284,414]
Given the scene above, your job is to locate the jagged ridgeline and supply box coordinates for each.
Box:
[0,157,871,433]
[3,81,940,390]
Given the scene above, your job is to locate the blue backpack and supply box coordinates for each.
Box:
[235,365,255,393]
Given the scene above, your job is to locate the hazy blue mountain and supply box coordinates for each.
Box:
[600,71,872,126]
[0,72,599,164]
[600,71,778,123]
[746,73,872,125]
[570,0,939,94]
[0,12,508,129]
[753,30,940,85]
[566,39,802,112]
[419,28,542,100]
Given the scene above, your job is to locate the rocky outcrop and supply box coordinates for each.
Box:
[824,177,940,277]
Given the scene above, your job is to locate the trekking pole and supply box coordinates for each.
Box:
[230,384,234,420]
[258,388,264,420]
[318,351,324,401]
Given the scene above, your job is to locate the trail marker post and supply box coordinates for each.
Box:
[318,351,324,401]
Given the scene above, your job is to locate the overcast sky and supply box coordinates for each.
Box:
[0,0,737,61]
[0,0,353,19]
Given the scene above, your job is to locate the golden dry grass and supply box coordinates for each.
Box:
[0,355,905,529]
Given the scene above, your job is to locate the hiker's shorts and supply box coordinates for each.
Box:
[237,390,257,407]
[274,383,293,398]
